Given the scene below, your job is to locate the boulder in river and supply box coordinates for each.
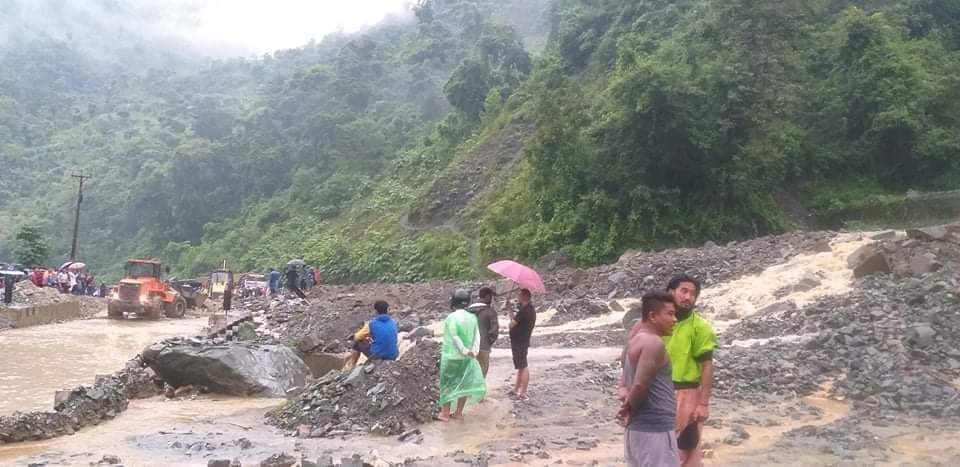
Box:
[142,340,309,397]
[847,244,892,278]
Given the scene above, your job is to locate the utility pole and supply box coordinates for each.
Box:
[69,171,91,261]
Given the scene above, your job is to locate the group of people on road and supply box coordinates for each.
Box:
[619,274,715,467]
[29,267,106,296]
[437,286,537,421]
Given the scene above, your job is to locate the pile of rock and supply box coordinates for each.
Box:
[0,357,161,444]
[269,340,440,437]
[717,224,960,418]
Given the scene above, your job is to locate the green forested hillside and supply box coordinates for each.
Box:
[2,0,959,282]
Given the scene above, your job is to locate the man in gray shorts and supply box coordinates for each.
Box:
[618,292,680,467]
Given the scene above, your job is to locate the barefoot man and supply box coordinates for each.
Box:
[618,292,679,467]
[665,274,716,467]
[437,289,486,421]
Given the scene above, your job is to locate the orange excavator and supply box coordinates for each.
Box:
[107,259,186,320]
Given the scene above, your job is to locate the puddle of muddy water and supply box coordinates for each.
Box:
[0,317,208,415]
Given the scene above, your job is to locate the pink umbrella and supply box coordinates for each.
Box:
[487,260,546,294]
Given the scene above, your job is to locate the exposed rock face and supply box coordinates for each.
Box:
[142,340,309,397]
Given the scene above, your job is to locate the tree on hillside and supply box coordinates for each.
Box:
[14,223,50,268]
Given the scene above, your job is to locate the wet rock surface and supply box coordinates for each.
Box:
[142,340,309,397]
[269,340,440,437]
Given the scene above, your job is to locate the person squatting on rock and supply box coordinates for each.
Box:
[507,288,537,399]
[466,287,499,385]
[665,274,716,467]
[437,288,486,422]
[618,291,680,467]
[344,300,399,371]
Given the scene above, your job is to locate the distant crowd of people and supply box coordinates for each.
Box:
[28,268,108,297]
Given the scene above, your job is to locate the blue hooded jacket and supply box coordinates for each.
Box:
[369,314,399,360]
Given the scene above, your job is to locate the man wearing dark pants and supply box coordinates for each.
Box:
[467,287,499,380]
[507,288,536,399]
[664,274,716,467]
[618,292,679,467]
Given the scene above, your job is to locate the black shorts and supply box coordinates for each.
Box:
[511,340,530,370]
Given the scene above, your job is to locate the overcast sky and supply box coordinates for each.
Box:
[0,0,414,56]
[186,0,413,53]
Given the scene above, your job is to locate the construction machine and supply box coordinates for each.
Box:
[209,268,233,299]
[107,259,186,320]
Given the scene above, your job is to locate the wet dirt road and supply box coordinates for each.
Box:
[0,317,208,415]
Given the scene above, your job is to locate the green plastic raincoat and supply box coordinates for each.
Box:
[439,308,487,406]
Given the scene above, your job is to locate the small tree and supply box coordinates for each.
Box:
[14,223,50,267]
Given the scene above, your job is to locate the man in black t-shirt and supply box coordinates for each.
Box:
[508,288,536,399]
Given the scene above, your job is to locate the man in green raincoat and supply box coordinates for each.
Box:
[437,288,487,421]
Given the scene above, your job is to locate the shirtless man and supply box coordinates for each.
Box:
[618,292,679,467]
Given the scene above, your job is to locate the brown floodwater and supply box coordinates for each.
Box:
[0,317,208,415]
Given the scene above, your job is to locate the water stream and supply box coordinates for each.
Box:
[0,317,208,415]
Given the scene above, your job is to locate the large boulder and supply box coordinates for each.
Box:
[142,341,309,397]
[906,225,950,242]
[847,244,891,278]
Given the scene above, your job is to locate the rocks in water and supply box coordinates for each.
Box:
[95,455,122,465]
[793,272,822,292]
[142,340,309,397]
[259,453,296,467]
[0,356,160,445]
[811,238,833,253]
[269,340,440,438]
[722,425,750,445]
[848,244,892,278]
[906,225,950,242]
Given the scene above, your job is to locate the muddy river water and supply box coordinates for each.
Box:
[0,317,209,415]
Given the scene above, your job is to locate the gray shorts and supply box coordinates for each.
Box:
[625,430,679,467]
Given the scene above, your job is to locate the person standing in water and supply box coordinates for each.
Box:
[507,288,536,399]
[437,289,486,421]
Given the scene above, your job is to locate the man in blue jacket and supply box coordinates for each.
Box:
[368,300,399,361]
[345,300,400,371]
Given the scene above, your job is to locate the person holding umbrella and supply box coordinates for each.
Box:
[486,260,546,400]
[507,288,537,399]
